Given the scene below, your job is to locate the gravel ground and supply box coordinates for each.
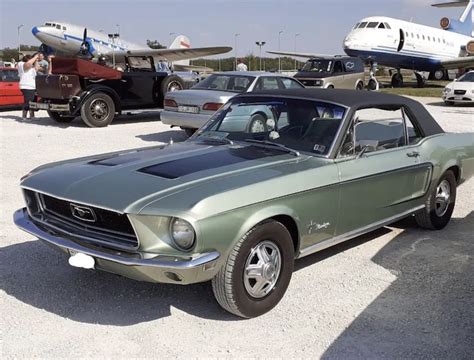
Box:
[1,97,473,359]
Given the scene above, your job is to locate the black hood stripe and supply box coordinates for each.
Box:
[138,146,283,179]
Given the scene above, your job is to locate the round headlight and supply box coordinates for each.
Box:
[170,218,195,250]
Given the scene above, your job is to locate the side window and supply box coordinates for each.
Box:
[333,61,343,74]
[259,77,281,90]
[280,78,303,89]
[339,107,416,157]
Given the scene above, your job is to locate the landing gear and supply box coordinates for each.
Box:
[391,70,404,88]
[429,69,448,81]
[368,60,379,91]
[414,72,425,88]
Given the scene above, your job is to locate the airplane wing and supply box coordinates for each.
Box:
[266,50,334,58]
[432,1,469,8]
[441,56,474,68]
[126,46,232,61]
[173,64,214,72]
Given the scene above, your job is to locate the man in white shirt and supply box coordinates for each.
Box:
[236,58,248,71]
[17,53,39,119]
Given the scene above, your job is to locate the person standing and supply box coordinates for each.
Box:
[18,53,39,119]
[236,58,248,71]
[36,53,49,75]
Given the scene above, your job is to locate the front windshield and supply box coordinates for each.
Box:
[193,74,255,92]
[192,97,346,156]
[301,59,333,72]
[458,72,474,82]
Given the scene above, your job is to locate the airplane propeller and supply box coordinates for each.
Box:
[79,28,91,56]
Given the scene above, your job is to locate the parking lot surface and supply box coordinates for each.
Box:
[1,98,473,359]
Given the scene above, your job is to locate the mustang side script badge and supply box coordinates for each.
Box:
[70,204,97,222]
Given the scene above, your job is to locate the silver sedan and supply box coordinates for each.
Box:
[161,71,304,137]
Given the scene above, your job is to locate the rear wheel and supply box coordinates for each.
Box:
[356,81,364,90]
[212,220,294,318]
[161,75,185,95]
[80,93,115,127]
[415,170,456,230]
[248,113,267,133]
[47,110,75,123]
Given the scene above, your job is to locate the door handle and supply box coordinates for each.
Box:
[406,151,419,158]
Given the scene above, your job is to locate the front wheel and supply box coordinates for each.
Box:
[212,220,294,318]
[356,81,364,90]
[80,93,115,127]
[415,170,456,230]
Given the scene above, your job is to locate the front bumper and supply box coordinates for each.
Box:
[443,94,473,103]
[160,110,212,129]
[14,208,220,284]
[29,101,70,112]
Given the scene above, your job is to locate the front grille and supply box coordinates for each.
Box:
[454,90,466,95]
[297,79,322,87]
[24,190,138,250]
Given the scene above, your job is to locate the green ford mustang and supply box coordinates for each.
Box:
[14,89,474,318]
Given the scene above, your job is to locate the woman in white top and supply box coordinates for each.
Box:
[18,53,39,118]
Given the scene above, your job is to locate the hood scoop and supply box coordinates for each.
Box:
[138,146,281,179]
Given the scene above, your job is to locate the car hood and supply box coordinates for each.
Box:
[447,81,474,90]
[165,89,237,106]
[20,142,331,218]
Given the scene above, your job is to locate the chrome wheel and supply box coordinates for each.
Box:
[250,119,266,133]
[167,81,182,92]
[435,179,451,217]
[244,241,281,299]
[89,99,109,122]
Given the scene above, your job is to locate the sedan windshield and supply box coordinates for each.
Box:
[192,97,346,156]
[193,74,255,92]
[458,72,474,82]
[301,59,333,72]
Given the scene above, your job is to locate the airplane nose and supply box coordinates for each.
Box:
[32,26,39,36]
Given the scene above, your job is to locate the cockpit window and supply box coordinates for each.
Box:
[384,22,391,29]
[378,23,386,29]
[353,23,360,29]
[45,22,52,26]
[367,22,379,28]
[56,24,61,29]
[358,22,368,28]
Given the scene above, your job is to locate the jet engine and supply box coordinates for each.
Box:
[440,16,472,36]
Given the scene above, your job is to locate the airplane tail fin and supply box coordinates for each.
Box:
[170,35,191,66]
[433,0,473,36]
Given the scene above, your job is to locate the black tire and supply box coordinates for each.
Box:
[181,127,197,137]
[444,101,455,106]
[248,113,268,133]
[367,79,378,91]
[80,93,115,128]
[327,85,335,89]
[212,220,294,318]
[356,81,364,90]
[391,73,404,88]
[47,110,75,123]
[415,170,456,230]
[161,75,184,96]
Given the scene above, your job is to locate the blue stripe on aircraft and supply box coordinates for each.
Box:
[38,31,127,52]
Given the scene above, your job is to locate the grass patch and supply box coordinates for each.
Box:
[380,87,443,98]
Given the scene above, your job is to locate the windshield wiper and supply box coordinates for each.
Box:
[242,139,300,157]
[195,136,234,145]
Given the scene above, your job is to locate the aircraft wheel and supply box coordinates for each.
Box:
[367,79,378,91]
[391,73,404,88]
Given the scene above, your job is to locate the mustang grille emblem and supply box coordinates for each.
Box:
[70,204,97,222]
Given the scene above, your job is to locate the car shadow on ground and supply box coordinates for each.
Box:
[322,212,474,359]
[2,213,472,330]
[0,110,161,128]
[426,101,474,108]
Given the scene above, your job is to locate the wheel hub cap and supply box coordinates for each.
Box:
[243,241,282,299]
[435,179,451,217]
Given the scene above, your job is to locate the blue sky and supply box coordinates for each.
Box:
[0,0,465,57]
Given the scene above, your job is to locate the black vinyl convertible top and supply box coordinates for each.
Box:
[235,88,444,136]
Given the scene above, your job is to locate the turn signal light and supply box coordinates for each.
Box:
[164,99,178,108]
[202,102,223,111]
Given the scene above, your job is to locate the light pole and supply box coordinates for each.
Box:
[255,41,266,71]
[294,33,300,70]
[116,24,121,36]
[234,33,240,70]
[278,30,283,72]
[17,24,24,61]
[108,33,120,67]
[168,32,175,47]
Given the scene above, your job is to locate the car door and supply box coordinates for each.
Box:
[334,106,432,235]
[0,69,23,106]
[330,60,345,87]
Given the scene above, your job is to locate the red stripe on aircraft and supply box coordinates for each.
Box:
[180,41,191,48]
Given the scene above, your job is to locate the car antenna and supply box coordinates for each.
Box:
[168,137,174,145]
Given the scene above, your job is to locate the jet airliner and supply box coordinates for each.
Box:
[269,0,474,88]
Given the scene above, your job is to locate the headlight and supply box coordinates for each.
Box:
[443,87,451,93]
[170,218,195,250]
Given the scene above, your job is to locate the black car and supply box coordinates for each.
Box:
[30,56,194,127]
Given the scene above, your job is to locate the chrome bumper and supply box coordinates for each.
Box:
[29,101,70,112]
[14,208,220,284]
